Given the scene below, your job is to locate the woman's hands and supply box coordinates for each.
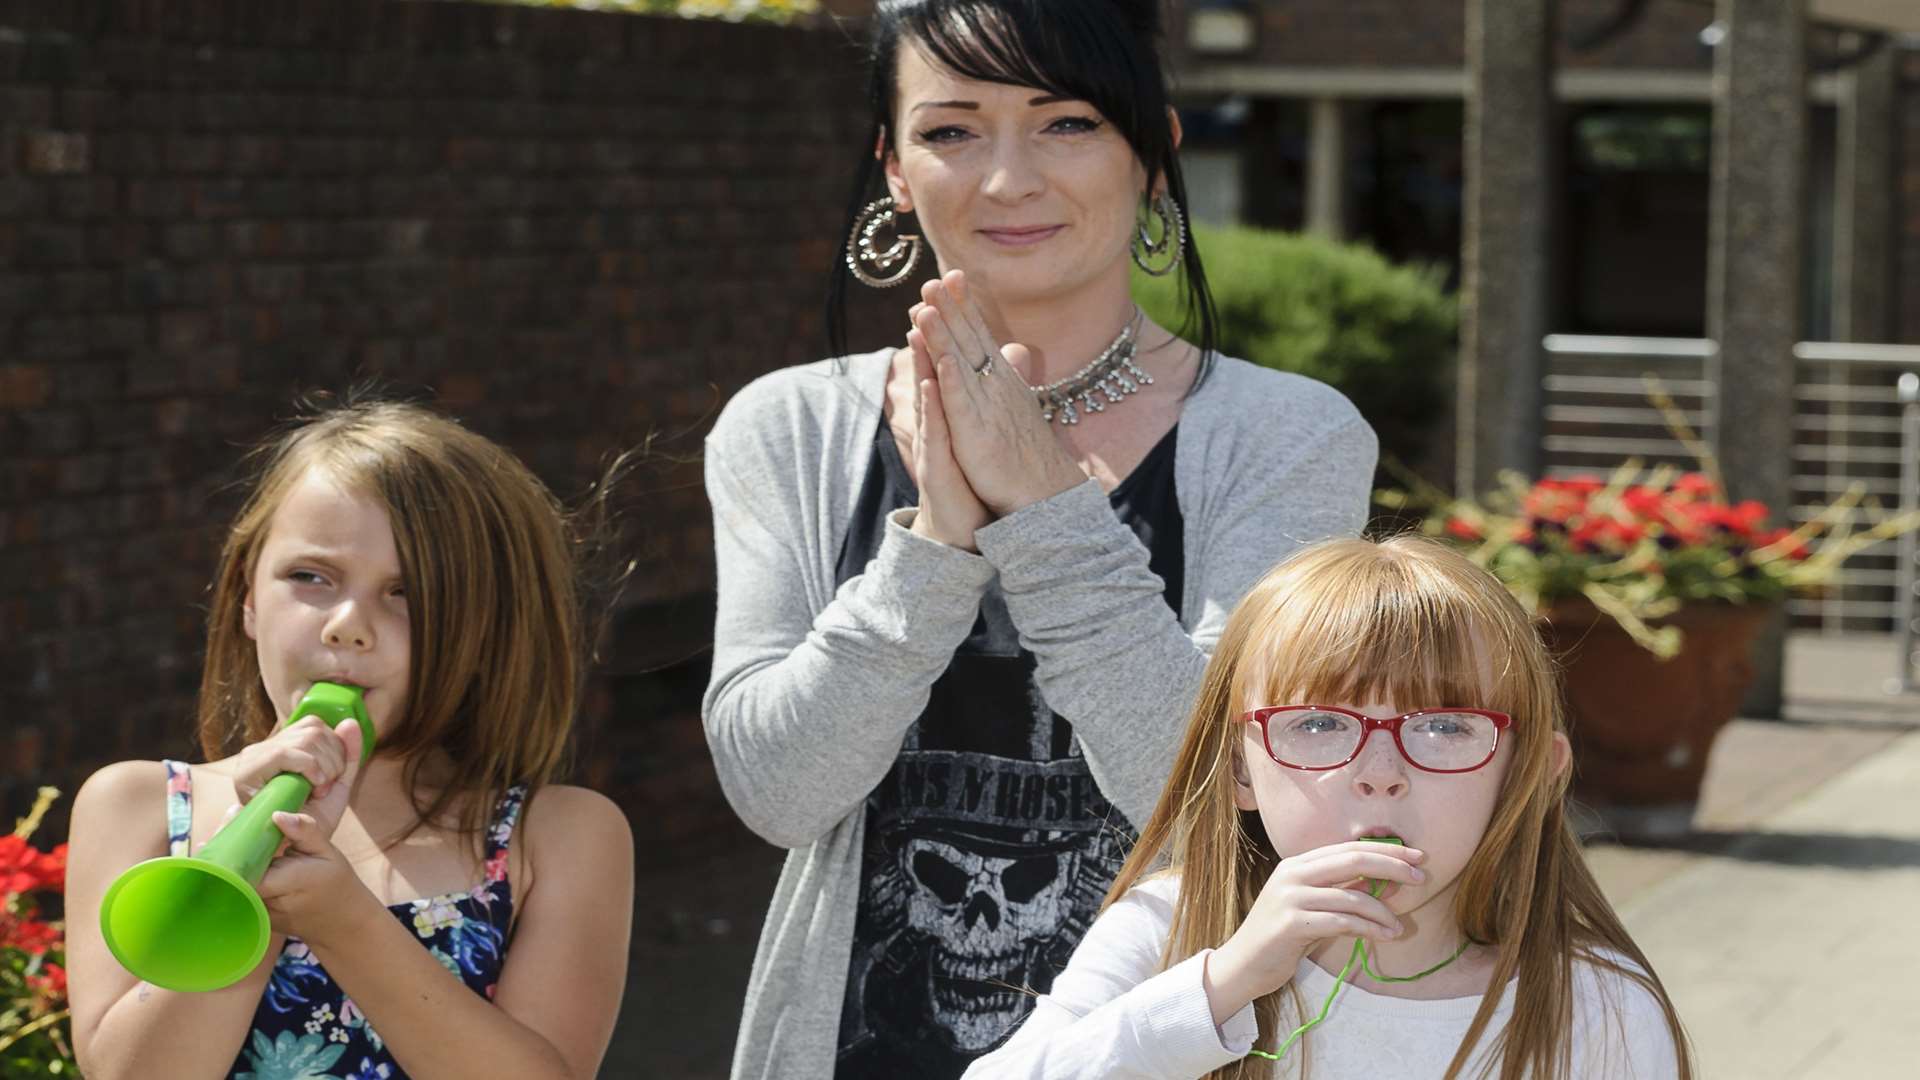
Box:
[904,308,993,552]
[1202,841,1426,1026]
[909,270,1086,518]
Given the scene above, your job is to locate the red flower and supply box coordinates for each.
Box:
[0,836,65,895]
[40,842,65,893]
[0,914,60,956]
[0,836,44,894]
[1445,517,1484,541]
[27,962,65,999]
[1538,476,1605,495]
[1668,501,1743,540]
[1620,487,1666,519]
[1672,473,1717,499]
[1523,487,1586,524]
[1694,503,1763,540]
[1571,517,1643,553]
[1731,500,1770,530]
[1671,501,1714,524]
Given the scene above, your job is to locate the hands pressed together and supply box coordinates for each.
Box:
[902,269,1088,552]
[216,714,375,949]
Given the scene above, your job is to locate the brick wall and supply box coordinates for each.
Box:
[0,0,899,866]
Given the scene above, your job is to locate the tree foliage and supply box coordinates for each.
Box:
[1133,223,1458,475]
[480,0,821,24]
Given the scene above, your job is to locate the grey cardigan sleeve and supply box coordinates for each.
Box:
[701,420,995,849]
[974,410,1377,829]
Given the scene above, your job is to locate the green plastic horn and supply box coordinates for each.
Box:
[99,681,375,992]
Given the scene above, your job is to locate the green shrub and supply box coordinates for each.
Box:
[1133,224,1457,474]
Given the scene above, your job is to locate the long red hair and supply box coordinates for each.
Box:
[1104,536,1693,1079]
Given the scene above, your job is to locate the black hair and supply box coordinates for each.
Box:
[826,0,1219,380]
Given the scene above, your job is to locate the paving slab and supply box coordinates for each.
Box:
[1613,728,1920,1078]
[1583,719,1905,906]
[1782,631,1920,726]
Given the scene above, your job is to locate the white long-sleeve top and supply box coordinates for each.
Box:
[963,875,1682,1079]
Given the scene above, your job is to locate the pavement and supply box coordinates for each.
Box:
[1597,721,1920,1079]
[605,633,1920,1078]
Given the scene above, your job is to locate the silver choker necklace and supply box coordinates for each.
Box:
[1030,309,1151,425]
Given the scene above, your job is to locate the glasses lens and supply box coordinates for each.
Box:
[1267,709,1362,768]
[1400,712,1499,770]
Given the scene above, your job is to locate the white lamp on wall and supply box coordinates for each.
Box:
[1187,0,1257,56]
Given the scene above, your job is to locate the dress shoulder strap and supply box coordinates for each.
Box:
[485,784,530,859]
[161,759,193,857]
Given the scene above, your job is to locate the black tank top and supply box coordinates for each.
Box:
[832,413,1184,1078]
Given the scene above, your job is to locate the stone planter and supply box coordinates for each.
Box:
[1539,599,1773,837]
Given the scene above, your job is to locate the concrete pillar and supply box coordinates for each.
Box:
[1834,42,1897,344]
[1827,44,1899,631]
[1708,0,1806,718]
[1458,0,1556,498]
[1305,97,1347,239]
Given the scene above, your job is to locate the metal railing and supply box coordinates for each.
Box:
[1540,336,1920,690]
[1541,335,1715,474]
[1898,373,1919,692]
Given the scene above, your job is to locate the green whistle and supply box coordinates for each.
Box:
[1362,835,1404,897]
[98,682,374,992]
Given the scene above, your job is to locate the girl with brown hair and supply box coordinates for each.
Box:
[964,537,1693,1079]
[65,398,634,1079]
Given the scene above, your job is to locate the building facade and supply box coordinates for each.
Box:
[1167,0,1917,346]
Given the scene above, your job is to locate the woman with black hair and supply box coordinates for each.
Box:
[701,2,1377,1076]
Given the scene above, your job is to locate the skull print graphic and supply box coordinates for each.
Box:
[829,418,1177,1079]
[902,838,1080,1051]
[832,606,1133,1078]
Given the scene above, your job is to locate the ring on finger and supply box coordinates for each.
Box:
[973,353,994,377]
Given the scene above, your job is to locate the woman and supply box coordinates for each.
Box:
[702,2,1377,1076]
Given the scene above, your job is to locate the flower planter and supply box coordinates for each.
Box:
[1539,599,1773,833]
[1382,453,1920,832]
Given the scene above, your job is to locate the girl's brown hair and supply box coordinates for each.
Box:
[1105,536,1693,1079]
[197,397,626,853]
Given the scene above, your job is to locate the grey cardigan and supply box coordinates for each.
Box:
[703,348,1377,1079]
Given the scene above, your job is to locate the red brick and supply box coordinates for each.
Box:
[23,132,89,175]
[0,365,52,408]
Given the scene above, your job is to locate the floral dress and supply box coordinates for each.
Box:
[160,760,526,1080]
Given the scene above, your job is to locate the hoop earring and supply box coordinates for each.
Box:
[846,197,924,288]
[1131,193,1185,277]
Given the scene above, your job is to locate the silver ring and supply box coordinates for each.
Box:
[974,353,994,377]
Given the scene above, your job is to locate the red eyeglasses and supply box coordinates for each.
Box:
[1238,705,1513,774]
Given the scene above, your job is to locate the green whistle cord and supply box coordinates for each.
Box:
[1245,880,1471,1064]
